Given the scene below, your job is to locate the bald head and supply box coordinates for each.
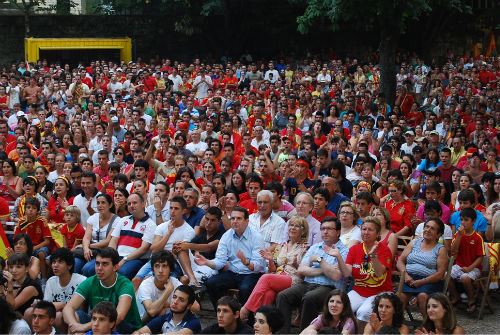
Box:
[320,177,336,196]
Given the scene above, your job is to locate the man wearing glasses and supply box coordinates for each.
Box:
[276,216,349,333]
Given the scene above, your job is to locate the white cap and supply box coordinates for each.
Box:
[111,116,119,123]
[16,111,25,117]
[104,99,112,104]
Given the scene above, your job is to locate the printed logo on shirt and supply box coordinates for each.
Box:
[140,224,147,232]
[123,220,129,226]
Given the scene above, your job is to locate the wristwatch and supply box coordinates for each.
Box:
[123,256,129,262]
[155,211,162,217]
[316,256,323,263]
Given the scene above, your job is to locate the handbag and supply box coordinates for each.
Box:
[73,214,118,259]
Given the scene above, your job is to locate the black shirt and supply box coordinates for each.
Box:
[16,276,43,314]
[201,320,254,334]
[190,228,224,259]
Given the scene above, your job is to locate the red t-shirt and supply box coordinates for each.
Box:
[47,197,75,224]
[453,230,485,271]
[346,242,393,297]
[59,223,85,249]
[15,217,51,246]
[239,199,258,215]
[312,209,336,222]
[383,199,415,234]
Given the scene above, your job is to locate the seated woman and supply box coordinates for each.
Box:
[370,206,397,257]
[3,253,43,315]
[398,217,448,317]
[301,289,357,335]
[382,180,415,237]
[338,201,362,248]
[77,194,118,275]
[5,234,40,280]
[363,292,409,334]
[46,176,74,224]
[12,176,48,222]
[240,216,309,321]
[416,293,465,334]
[254,305,285,335]
[345,216,393,329]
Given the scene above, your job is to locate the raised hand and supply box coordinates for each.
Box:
[323,244,340,258]
[236,250,247,264]
[259,249,273,261]
[368,242,379,256]
[369,312,383,333]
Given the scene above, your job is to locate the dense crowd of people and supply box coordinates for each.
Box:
[0,53,499,334]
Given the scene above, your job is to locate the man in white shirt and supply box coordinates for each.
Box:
[249,190,286,249]
[109,193,157,279]
[168,68,183,92]
[133,196,195,287]
[193,69,213,99]
[264,62,279,83]
[186,128,207,158]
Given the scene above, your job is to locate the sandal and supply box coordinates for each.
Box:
[466,302,477,313]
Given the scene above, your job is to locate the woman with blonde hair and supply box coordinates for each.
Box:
[240,216,310,321]
[338,201,362,248]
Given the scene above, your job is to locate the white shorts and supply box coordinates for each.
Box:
[450,264,481,281]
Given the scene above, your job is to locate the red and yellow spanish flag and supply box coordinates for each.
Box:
[486,32,497,57]
[474,42,481,58]
[0,224,11,260]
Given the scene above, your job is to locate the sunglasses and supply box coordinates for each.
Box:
[361,254,370,272]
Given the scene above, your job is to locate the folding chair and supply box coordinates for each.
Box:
[475,243,494,320]
[393,236,414,321]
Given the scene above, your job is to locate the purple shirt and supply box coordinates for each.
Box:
[416,201,451,225]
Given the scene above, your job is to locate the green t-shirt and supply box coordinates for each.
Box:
[76,273,142,330]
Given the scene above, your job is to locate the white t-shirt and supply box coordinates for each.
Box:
[44,273,87,303]
[111,215,157,258]
[9,319,31,335]
[186,141,208,157]
[136,276,181,318]
[48,170,63,183]
[193,75,212,99]
[7,85,20,109]
[73,193,99,227]
[86,213,118,243]
[414,222,452,244]
[168,74,182,92]
[340,226,362,246]
[154,221,195,251]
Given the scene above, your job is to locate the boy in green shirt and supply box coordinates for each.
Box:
[62,247,142,333]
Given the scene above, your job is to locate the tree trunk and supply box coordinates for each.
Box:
[24,8,30,36]
[379,26,397,107]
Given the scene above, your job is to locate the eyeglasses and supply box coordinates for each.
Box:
[289,224,304,229]
[115,152,123,155]
[296,201,312,206]
[320,227,336,231]
[388,189,398,193]
[339,211,354,215]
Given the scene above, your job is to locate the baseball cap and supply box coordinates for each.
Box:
[16,111,25,117]
[423,168,441,177]
[467,147,479,157]
[429,130,439,136]
[104,99,112,104]
[412,146,423,153]
[404,130,415,136]
[57,110,66,116]
[178,122,189,130]
[111,116,119,124]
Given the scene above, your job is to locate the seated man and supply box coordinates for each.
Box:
[62,247,142,334]
[174,206,224,286]
[183,188,206,228]
[87,301,119,335]
[194,207,266,309]
[248,190,287,249]
[134,196,195,287]
[200,296,253,334]
[27,247,87,332]
[31,301,57,335]
[108,193,157,279]
[136,250,200,322]
[133,285,201,335]
[276,216,349,333]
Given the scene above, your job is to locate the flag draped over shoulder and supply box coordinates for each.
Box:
[0,224,11,259]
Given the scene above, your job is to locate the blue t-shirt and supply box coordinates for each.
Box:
[147,311,201,334]
[450,209,487,232]
[286,178,318,204]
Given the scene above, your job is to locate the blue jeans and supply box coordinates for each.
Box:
[33,246,50,257]
[74,257,85,274]
[118,258,146,279]
[82,259,96,277]
[76,310,136,333]
[206,271,261,309]
[135,259,184,279]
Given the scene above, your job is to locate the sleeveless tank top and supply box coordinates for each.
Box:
[405,238,443,277]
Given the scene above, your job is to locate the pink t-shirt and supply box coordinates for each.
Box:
[310,314,356,333]
[274,200,296,222]
[416,202,451,225]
